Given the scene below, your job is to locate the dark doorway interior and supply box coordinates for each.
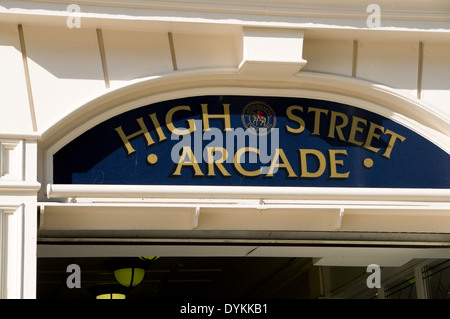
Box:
[37,256,315,299]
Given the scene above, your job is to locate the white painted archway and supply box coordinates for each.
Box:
[39,70,450,155]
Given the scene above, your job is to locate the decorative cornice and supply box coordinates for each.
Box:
[2,0,450,32]
[10,0,450,21]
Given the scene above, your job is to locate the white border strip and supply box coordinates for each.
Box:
[47,184,450,202]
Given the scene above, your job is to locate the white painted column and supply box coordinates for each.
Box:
[0,138,40,298]
[0,204,24,298]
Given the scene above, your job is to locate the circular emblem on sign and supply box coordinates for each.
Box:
[241,101,276,135]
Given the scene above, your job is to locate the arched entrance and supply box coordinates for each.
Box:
[36,72,450,299]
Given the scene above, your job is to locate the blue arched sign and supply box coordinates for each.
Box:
[53,96,450,188]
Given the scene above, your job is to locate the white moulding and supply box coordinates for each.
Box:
[46,184,450,202]
[0,140,23,182]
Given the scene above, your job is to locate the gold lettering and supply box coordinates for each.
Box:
[265,148,297,177]
[299,149,326,178]
[201,103,232,131]
[172,146,204,176]
[166,105,196,135]
[348,116,367,146]
[115,117,154,155]
[234,147,261,177]
[382,129,406,158]
[285,105,305,134]
[328,111,349,141]
[363,122,385,153]
[206,147,230,177]
[308,107,329,136]
[329,149,350,178]
[149,113,167,142]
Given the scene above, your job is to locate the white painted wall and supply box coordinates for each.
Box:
[422,41,450,119]
[2,24,450,135]
[1,22,450,135]
[356,39,419,98]
[0,23,33,133]
[1,0,450,299]
[102,29,173,88]
[302,38,353,77]
[173,32,240,71]
[22,25,105,132]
